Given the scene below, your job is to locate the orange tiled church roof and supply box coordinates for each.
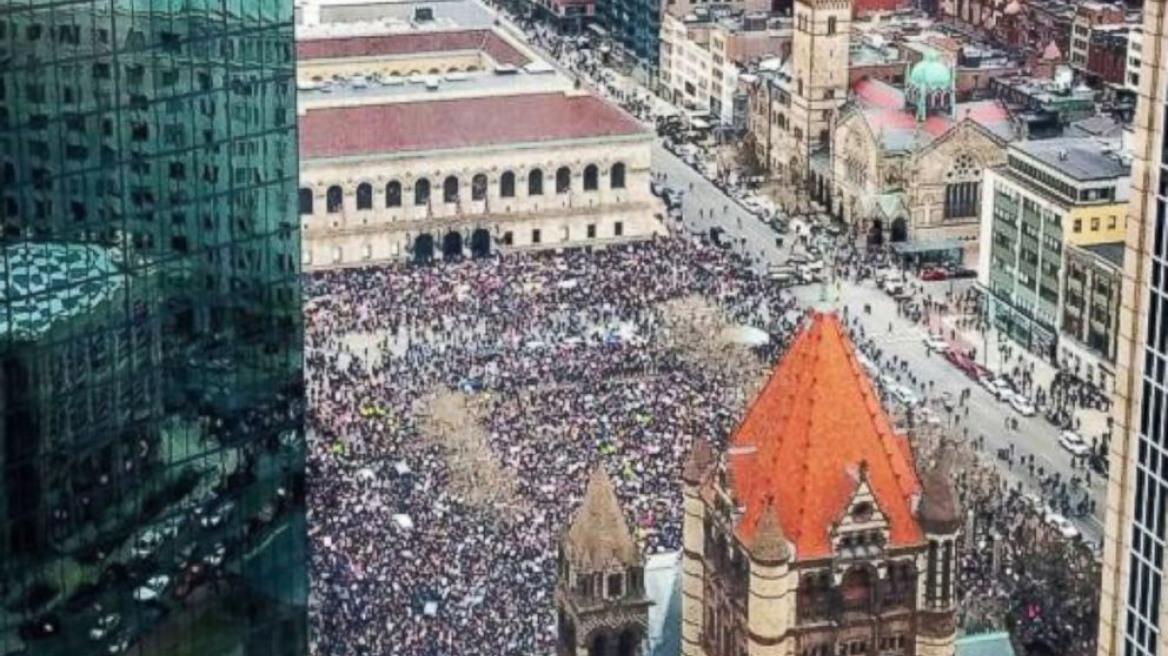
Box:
[727,312,922,558]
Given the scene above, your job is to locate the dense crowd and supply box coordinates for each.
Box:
[303,236,800,656]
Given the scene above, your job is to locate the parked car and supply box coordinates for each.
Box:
[990,378,1015,400]
[133,575,171,602]
[1059,430,1091,457]
[1045,512,1080,539]
[920,267,949,281]
[922,336,949,352]
[89,614,121,642]
[1008,393,1037,416]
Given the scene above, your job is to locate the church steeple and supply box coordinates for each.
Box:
[556,464,652,656]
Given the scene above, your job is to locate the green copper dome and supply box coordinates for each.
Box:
[908,50,953,92]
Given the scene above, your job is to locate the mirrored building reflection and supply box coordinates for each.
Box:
[0,0,306,654]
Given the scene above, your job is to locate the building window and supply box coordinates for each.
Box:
[943,154,981,219]
[386,181,402,207]
[529,169,544,196]
[827,16,837,34]
[587,224,597,238]
[607,573,623,598]
[1109,215,1118,229]
[532,228,542,243]
[1091,216,1100,231]
[556,166,571,194]
[415,179,431,206]
[326,186,343,213]
[614,221,624,237]
[298,188,313,215]
[611,163,626,189]
[1074,218,1082,232]
[356,183,373,210]
[501,171,516,198]
[584,164,599,191]
[443,176,459,203]
[472,173,488,201]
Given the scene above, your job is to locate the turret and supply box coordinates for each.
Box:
[556,465,651,656]
[915,441,961,656]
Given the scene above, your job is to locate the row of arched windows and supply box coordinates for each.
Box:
[299,164,627,215]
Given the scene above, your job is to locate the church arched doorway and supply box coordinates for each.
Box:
[868,219,885,246]
[470,228,491,258]
[617,628,639,656]
[413,234,435,264]
[442,231,463,259]
[589,633,608,656]
[891,217,908,242]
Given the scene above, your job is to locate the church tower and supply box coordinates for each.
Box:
[788,0,850,178]
[556,465,652,656]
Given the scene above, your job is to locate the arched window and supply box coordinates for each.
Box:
[500,171,516,198]
[326,185,343,213]
[298,188,313,215]
[443,176,459,203]
[528,169,544,196]
[610,163,626,189]
[356,182,372,210]
[618,630,638,656]
[556,166,571,194]
[414,178,430,206]
[589,633,608,656]
[583,164,599,191]
[386,181,402,207]
[472,173,488,201]
[841,567,871,610]
[943,153,981,219]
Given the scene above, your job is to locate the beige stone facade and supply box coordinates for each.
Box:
[299,134,659,268]
[786,0,850,173]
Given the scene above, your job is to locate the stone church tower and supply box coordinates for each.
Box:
[680,312,960,656]
[787,0,850,176]
[556,465,652,656]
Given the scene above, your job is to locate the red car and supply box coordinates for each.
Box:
[920,267,949,281]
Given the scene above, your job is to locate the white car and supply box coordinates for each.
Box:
[203,542,227,567]
[978,375,998,396]
[89,614,120,641]
[1008,393,1037,416]
[922,336,948,353]
[893,385,921,408]
[131,530,163,559]
[1059,430,1091,457]
[991,378,1015,400]
[133,574,171,602]
[1045,512,1081,539]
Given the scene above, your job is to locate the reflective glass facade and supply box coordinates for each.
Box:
[0,0,305,654]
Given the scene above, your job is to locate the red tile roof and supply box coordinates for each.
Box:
[728,312,923,559]
[854,0,908,14]
[296,30,530,67]
[299,93,646,158]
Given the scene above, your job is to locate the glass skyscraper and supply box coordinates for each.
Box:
[0,0,306,654]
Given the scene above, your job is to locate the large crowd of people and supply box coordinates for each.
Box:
[303,230,1104,656]
[304,236,800,656]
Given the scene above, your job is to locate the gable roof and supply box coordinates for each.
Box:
[726,312,923,559]
[564,465,640,571]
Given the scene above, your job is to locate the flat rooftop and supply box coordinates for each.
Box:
[297,0,497,30]
[300,92,648,159]
[1013,138,1130,181]
[297,69,572,107]
[297,30,530,66]
[1080,241,1126,268]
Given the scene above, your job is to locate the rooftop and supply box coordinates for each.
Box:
[299,92,647,158]
[296,30,530,65]
[1,243,127,341]
[955,632,1018,656]
[1079,241,1126,268]
[297,0,497,31]
[297,68,572,107]
[563,465,639,571]
[725,312,922,559]
[850,78,1015,152]
[1013,138,1130,181]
